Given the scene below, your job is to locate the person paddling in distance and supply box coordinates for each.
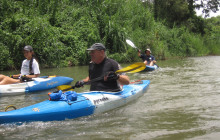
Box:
[138,48,156,66]
[75,43,130,92]
[0,45,40,85]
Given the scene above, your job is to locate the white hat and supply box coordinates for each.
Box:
[145,48,151,53]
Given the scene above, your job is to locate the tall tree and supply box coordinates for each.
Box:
[153,0,220,21]
[154,0,159,21]
[153,0,190,26]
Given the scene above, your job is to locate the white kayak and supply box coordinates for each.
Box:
[0,76,73,96]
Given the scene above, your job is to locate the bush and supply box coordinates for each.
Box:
[0,0,219,70]
[0,43,13,70]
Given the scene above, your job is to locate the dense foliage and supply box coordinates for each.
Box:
[0,0,219,70]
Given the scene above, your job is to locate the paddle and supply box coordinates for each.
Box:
[126,39,140,50]
[56,62,146,92]
[115,62,145,73]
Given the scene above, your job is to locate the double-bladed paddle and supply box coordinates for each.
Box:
[56,62,146,92]
[126,39,140,50]
[115,62,145,73]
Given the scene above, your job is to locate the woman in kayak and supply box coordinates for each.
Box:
[75,43,130,92]
[0,45,40,85]
[138,48,156,66]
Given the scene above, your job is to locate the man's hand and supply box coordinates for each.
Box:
[105,71,119,81]
[75,80,85,88]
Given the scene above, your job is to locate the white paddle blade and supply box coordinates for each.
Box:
[126,39,137,49]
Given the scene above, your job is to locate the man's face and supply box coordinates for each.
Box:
[89,50,104,64]
[145,50,151,56]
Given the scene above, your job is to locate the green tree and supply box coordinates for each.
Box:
[155,0,190,26]
[0,0,219,70]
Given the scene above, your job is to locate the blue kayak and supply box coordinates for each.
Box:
[0,80,150,124]
[0,76,73,96]
[142,65,158,72]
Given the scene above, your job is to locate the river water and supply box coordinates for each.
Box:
[0,56,220,140]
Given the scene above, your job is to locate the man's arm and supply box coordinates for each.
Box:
[118,75,130,85]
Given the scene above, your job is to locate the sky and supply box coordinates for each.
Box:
[196,9,220,18]
[195,1,220,18]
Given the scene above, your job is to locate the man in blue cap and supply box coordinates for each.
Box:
[75,43,130,91]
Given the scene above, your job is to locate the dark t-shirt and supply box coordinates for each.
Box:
[89,57,121,92]
[140,54,155,64]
